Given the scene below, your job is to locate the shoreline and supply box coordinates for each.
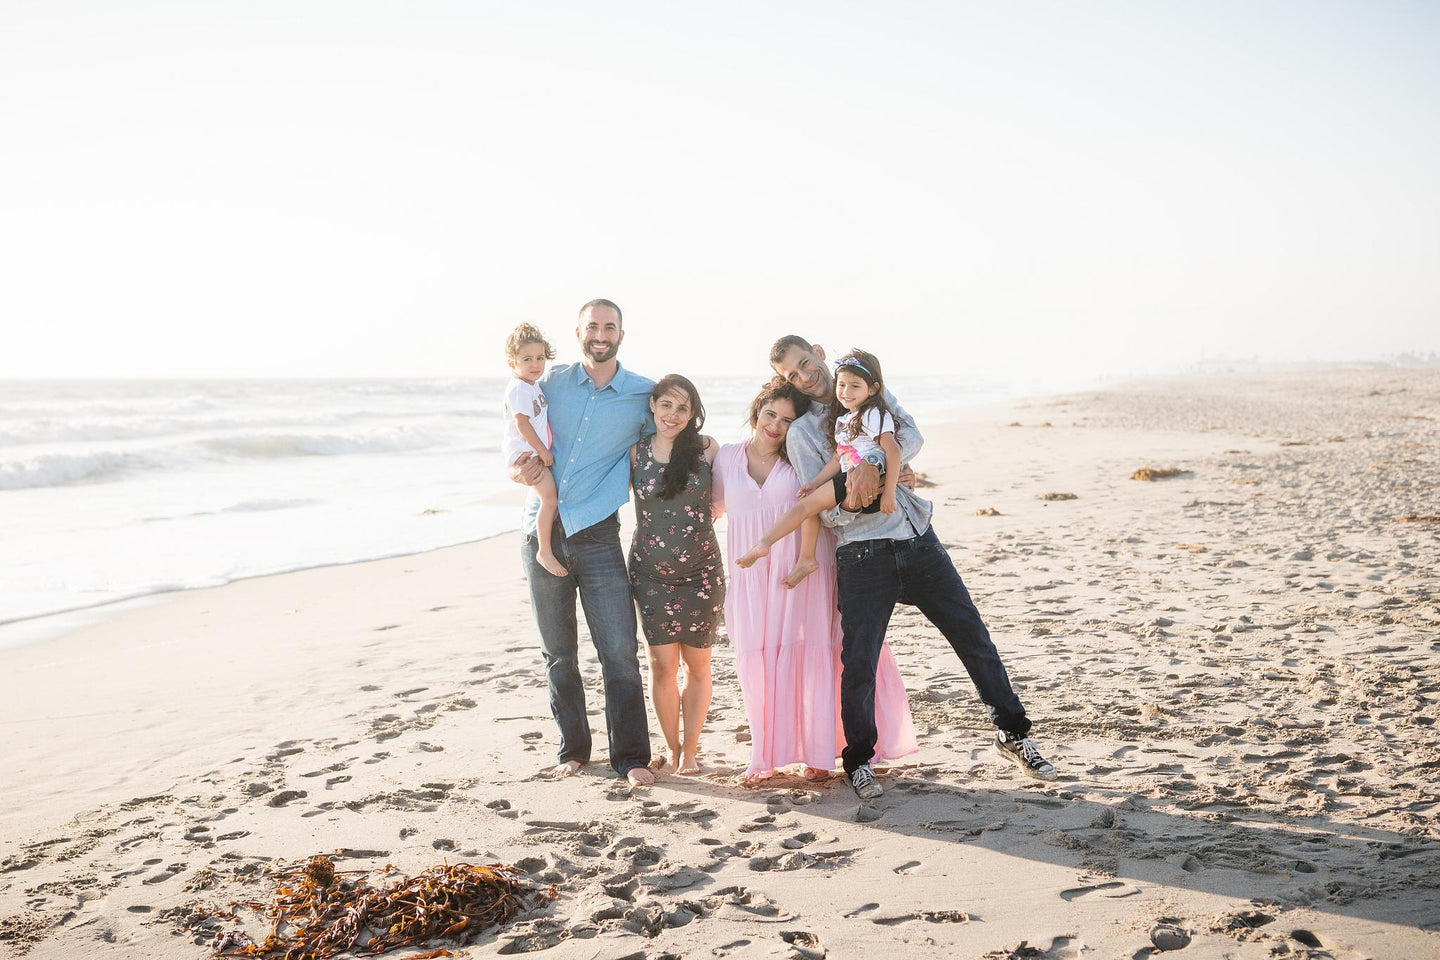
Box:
[3,367,1437,959]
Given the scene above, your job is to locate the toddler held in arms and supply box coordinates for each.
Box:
[737,347,900,587]
[503,323,567,577]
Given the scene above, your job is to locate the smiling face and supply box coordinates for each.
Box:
[751,397,798,453]
[835,369,878,412]
[577,304,623,364]
[771,344,831,402]
[507,342,549,384]
[650,387,694,441]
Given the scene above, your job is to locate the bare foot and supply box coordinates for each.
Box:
[741,772,771,786]
[537,550,569,578]
[626,766,656,787]
[782,557,819,589]
[801,765,830,781]
[650,755,678,775]
[736,544,768,569]
[677,751,700,775]
[550,760,582,778]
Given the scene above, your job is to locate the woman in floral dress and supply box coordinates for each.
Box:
[629,374,724,775]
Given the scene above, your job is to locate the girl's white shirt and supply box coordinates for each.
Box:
[834,407,895,471]
[503,377,551,464]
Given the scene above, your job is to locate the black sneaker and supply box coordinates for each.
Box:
[995,731,1058,781]
[849,763,883,799]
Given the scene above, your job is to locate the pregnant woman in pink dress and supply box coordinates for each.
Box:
[712,378,917,783]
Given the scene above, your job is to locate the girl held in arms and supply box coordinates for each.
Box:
[737,348,900,587]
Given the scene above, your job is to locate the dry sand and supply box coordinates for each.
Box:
[2,369,1437,960]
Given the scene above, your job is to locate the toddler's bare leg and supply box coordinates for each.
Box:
[737,486,837,569]
[782,516,822,589]
[534,469,569,578]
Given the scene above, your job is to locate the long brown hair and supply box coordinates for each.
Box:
[825,347,898,447]
[746,376,808,466]
[651,374,706,500]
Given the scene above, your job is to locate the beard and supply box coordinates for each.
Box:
[582,338,619,363]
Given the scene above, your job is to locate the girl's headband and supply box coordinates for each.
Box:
[834,357,874,378]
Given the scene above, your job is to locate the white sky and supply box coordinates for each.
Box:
[2,1,1437,382]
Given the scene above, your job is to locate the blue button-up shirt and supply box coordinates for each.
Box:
[520,361,655,537]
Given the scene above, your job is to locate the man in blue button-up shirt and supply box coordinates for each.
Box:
[512,299,656,786]
[770,335,1058,799]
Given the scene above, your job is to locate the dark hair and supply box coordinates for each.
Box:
[826,347,897,447]
[768,334,814,366]
[579,298,623,326]
[745,376,809,465]
[651,374,706,500]
[505,322,555,360]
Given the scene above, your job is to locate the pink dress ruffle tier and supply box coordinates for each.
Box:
[713,441,917,778]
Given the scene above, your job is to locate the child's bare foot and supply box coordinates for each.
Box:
[537,550,569,578]
[651,753,678,775]
[677,751,700,775]
[626,766,656,786]
[782,557,819,589]
[801,765,830,781]
[741,772,771,786]
[736,544,768,569]
[549,760,582,778]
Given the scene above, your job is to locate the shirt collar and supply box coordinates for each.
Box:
[579,361,629,393]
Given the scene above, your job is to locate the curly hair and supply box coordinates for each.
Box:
[505,323,555,360]
[825,347,898,448]
[651,374,707,500]
[746,376,809,465]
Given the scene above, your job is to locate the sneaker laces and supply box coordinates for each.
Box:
[852,765,876,788]
[1015,737,1045,766]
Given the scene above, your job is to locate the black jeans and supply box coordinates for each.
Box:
[835,525,1031,774]
[521,514,651,776]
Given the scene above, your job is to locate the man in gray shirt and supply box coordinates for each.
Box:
[770,335,1057,799]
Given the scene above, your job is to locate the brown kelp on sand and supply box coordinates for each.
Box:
[1130,465,1191,481]
[210,855,554,958]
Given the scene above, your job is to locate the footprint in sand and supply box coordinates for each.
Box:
[871,910,971,926]
[142,862,187,884]
[266,790,308,808]
[1060,880,1141,900]
[300,762,349,778]
[893,860,924,875]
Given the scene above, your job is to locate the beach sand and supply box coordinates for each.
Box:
[2,369,1437,960]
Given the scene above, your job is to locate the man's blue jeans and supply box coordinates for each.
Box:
[835,524,1031,774]
[521,513,651,776]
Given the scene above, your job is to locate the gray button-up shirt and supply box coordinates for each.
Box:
[785,390,932,546]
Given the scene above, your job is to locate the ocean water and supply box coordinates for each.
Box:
[0,373,1015,642]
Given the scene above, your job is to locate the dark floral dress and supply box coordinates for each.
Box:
[628,436,726,648]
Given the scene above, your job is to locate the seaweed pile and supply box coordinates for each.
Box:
[211,855,554,958]
[1130,465,1190,481]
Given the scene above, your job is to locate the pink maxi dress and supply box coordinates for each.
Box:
[713,441,918,778]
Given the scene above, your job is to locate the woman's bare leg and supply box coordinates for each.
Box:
[646,643,681,773]
[677,645,713,774]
